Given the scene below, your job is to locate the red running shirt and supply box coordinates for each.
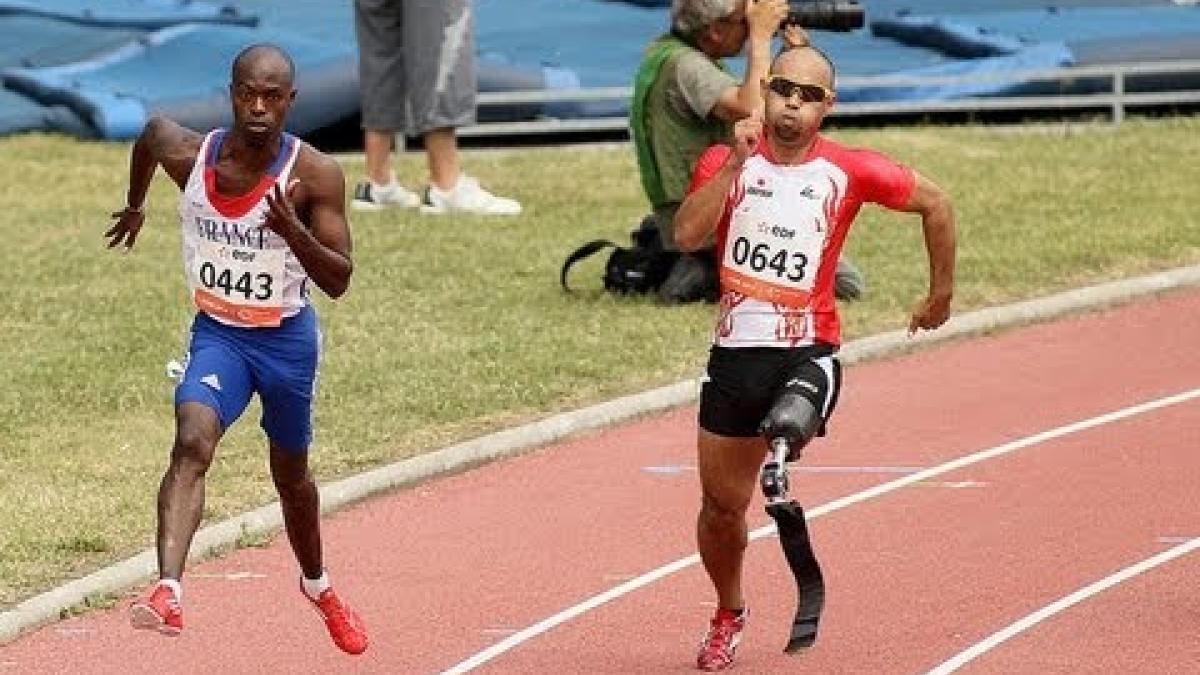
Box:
[688,134,915,348]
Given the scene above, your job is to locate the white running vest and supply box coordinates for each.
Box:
[715,154,849,348]
[688,136,915,348]
[179,130,307,328]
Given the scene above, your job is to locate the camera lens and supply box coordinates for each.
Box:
[784,1,865,32]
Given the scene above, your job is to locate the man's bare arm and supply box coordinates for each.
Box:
[264,149,353,299]
[675,113,763,251]
[130,116,201,202]
[105,116,201,249]
[896,171,956,333]
[674,157,739,252]
[710,0,787,122]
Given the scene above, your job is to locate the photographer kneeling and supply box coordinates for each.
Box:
[631,0,866,303]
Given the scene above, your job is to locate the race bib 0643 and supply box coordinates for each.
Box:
[720,219,824,307]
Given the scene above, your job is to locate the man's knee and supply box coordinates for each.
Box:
[758,393,821,448]
[700,490,752,530]
[171,407,219,473]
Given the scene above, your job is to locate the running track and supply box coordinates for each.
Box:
[3,289,1199,673]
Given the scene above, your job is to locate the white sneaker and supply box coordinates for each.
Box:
[351,181,420,210]
[420,175,522,216]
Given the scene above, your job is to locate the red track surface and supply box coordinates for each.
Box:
[4,289,1199,674]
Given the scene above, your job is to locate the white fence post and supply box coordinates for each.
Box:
[1113,67,1126,126]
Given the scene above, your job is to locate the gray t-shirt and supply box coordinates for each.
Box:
[644,47,736,248]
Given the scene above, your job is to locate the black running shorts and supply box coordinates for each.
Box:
[699,344,843,438]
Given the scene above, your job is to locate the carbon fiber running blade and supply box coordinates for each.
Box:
[765,500,825,654]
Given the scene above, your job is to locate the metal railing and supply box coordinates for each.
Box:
[458,59,1200,137]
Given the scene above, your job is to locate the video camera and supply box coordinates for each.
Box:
[784,0,865,32]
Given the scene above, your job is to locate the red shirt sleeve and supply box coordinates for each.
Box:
[852,148,916,210]
[687,144,733,194]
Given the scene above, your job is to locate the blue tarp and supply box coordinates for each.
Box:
[1,0,1198,140]
[0,0,255,27]
[0,0,256,28]
[0,0,579,139]
[0,15,141,69]
[4,24,357,139]
[866,6,1200,100]
[0,87,88,136]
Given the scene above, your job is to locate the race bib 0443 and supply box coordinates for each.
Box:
[189,237,285,327]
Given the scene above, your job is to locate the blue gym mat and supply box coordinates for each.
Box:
[0,0,256,28]
[1,0,1198,140]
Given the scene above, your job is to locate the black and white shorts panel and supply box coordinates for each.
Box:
[698,344,842,438]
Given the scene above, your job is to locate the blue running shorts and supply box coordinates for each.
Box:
[174,305,320,453]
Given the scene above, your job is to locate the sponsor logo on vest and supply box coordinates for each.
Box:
[756,222,797,240]
[748,177,773,198]
[193,216,267,249]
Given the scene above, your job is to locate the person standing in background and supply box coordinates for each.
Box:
[351,0,521,216]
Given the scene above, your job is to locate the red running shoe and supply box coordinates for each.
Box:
[696,608,746,671]
[129,583,183,636]
[306,586,368,655]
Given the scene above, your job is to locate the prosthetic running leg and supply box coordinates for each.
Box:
[759,393,826,653]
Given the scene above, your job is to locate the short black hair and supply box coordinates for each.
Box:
[231,43,295,86]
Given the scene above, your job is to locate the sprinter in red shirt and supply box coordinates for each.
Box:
[675,44,956,671]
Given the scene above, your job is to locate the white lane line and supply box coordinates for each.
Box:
[926,536,1200,674]
[798,466,924,474]
[913,480,989,489]
[641,464,695,474]
[440,387,1200,675]
[443,555,704,674]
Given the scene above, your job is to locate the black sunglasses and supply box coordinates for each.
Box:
[766,76,832,103]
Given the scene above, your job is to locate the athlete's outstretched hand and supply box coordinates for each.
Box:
[105,207,145,250]
[908,293,952,335]
[263,180,301,237]
[731,110,764,165]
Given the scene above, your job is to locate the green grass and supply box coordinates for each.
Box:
[2,117,1199,608]
[59,591,121,619]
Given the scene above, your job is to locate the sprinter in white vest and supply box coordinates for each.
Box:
[105,44,367,656]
